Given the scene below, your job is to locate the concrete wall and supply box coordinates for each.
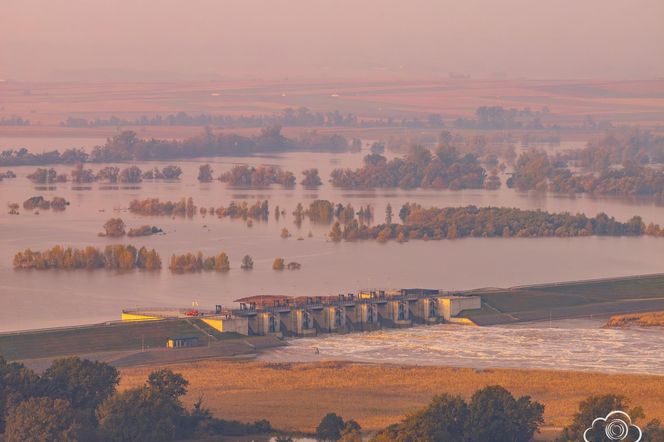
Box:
[202,317,249,335]
[241,295,480,336]
[121,312,161,322]
[355,304,381,331]
[450,296,482,317]
[314,306,346,333]
[250,312,280,336]
[379,300,412,328]
[439,296,482,320]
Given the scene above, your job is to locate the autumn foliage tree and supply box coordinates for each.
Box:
[13,245,161,271]
[219,165,295,187]
[102,218,126,237]
[326,203,648,242]
[272,257,285,270]
[129,198,196,216]
[168,251,230,273]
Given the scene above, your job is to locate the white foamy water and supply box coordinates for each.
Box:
[261,319,664,375]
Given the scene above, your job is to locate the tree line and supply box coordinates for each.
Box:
[327,204,650,242]
[13,245,162,271]
[330,145,491,190]
[169,252,231,273]
[60,108,446,130]
[368,388,663,442]
[26,164,183,184]
[4,356,662,441]
[454,105,552,130]
[212,200,269,220]
[0,116,30,126]
[100,218,162,238]
[314,389,664,442]
[304,200,372,225]
[563,129,664,168]
[509,147,664,198]
[129,197,196,216]
[0,170,16,180]
[218,165,296,186]
[0,126,352,167]
[22,196,68,211]
[129,198,269,221]
[0,356,274,442]
[11,246,290,273]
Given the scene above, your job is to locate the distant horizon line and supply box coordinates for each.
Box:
[2,75,664,84]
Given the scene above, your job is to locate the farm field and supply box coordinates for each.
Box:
[119,360,664,436]
[1,78,663,135]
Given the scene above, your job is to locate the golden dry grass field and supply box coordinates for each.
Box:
[119,360,664,434]
[606,311,664,327]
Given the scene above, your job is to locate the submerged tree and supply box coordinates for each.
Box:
[328,222,342,242]
[198,164,214,182]
[119,166,143,183]
[102,218,126,237]
[272,257,285,270]
[241,255,254,270]
[97,166,120,183]
[301,168,322,186]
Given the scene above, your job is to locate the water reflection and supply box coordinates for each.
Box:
[1,151,664,330]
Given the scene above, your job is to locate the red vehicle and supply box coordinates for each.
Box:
[184,309,200,317]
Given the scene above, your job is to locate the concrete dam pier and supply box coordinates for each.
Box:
[122,289,481,338]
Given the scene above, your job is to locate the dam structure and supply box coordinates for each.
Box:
[122,289,481,338]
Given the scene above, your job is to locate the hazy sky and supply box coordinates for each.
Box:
[2,0,663,81]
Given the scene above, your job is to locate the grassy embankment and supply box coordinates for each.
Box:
[462,274,664,325]
[0,318,259,361]
[3,274,664,361]
[119,360,664,435]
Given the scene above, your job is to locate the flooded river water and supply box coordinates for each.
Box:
[1,145,664,331]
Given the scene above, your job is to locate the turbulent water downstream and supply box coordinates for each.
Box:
[261,319,664,375]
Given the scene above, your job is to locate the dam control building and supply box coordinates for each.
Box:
[122,289,481,339]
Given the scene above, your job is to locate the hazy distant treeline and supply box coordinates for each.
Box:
[0,126,352,166]
[61,108,445,129]
[0,116,30,126]
[509,129,664,197]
